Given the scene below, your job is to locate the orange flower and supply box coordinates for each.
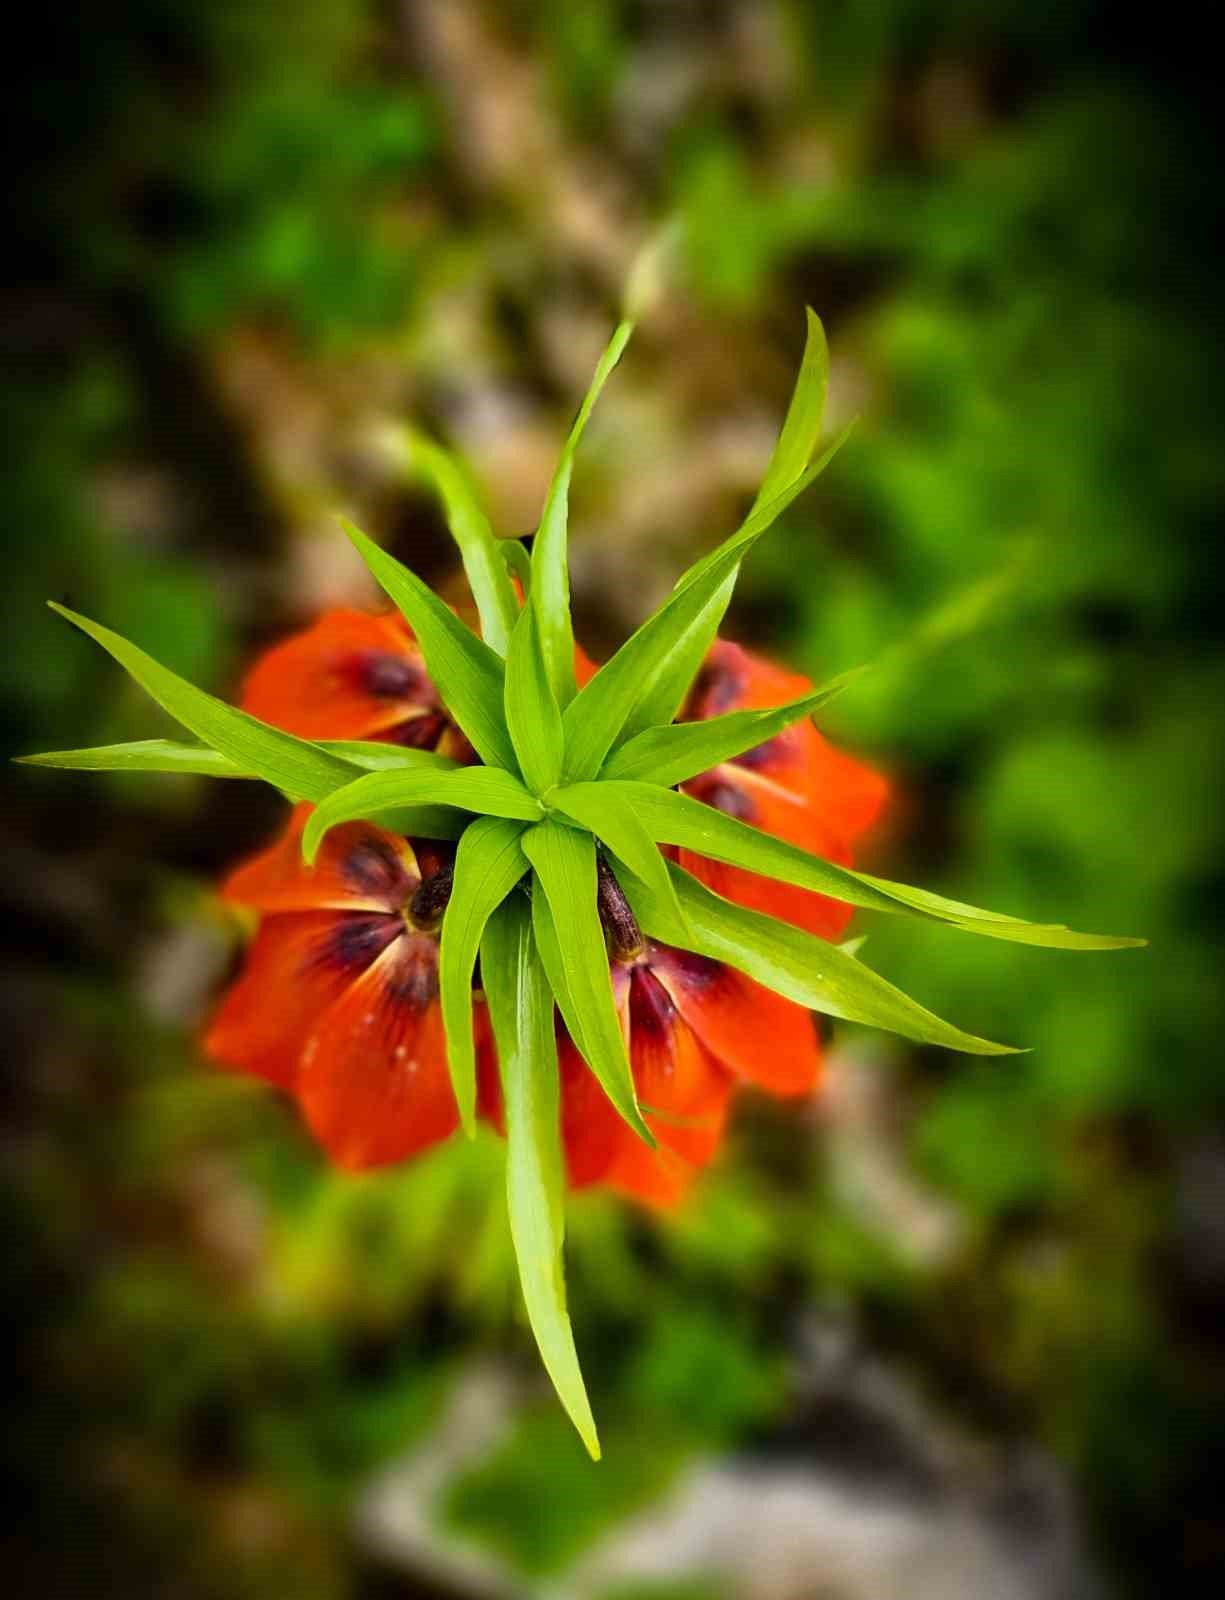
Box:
[240,605,596,759]
[205,806,499,1169]
[679,641,887,940]
[205,610,885,1200]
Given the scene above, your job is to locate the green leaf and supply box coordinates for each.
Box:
[348,806,470,841]
[394,425,519,656]
[532,320,634,711]
[613,782,1144,950]
[481,893,600,1460]
[504,599,564,793]
[302,767,542,863]
[47,605,358,803]
[549,781,688,937]
[17,739,258,779]
[622,862,1020,1056]
[751,307,830,513]
[340,519,517,771]
[501,538,533,595]
[600,666,864,787]
[319,742,460,774]
[438,818,529,1137]
[522,821,652,1145]
[560,422,855,780]
[17,737,460,783]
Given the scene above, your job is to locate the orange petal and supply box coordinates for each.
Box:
[239,608,436,741]
[202,910,399,1088]
[297,933,460,1170]
[650,945,821,1097]
[558,969,733,1208]
[220,807,419,915]
[679,771,858,941]
[792,721,889,843]
[559,1031,626,1190]
[574,640,599,688]
[687,641,887,842]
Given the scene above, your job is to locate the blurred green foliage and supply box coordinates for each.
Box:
[4,4,1221,1599]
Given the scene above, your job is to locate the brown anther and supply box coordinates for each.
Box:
[408,864,454,931]
[596,855,644,962]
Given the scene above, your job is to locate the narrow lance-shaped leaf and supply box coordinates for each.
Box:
[17,737,461,781]
[532,320,634,711]
[47,605,360,802]
[501,538,533,595]
[393,425,519,656]
[561,421,855,781]
[437,817,529,1137]
[481,893,600,1460]
[17,739,259,780]
[302,767,542,863]
[622,860,1020,1056]
[613,781,1144,950]
[522,820,653,1145]
[631,422,857,739]
[669,309,834,604]
[340,519,517,772]
[609,309,836,740]
[600,666,865,787]
[504,598,564,793]
[549,781,689,936]
[751,306,829,513]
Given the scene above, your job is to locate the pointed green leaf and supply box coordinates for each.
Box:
[394,425,519,656]
[751,306,830,513]
[622,861,1019,1055]
[560,423,855,780]
[303,767,542,863]
[613,782,1144,950]
[47,605,359,802]
[501,538,533,595]
[504,599,564,793]
[600,667,864,787]
[522,821,652,1145]
[17,737,460,784]
[549,781,688,936]
[319,742,460,774]
[532,320,634,710]
[17,739,258,779]
[438,818,529,1137]
[340,519,516,771]
[481,893,600,1460]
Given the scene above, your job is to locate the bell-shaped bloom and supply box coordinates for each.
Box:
[560,942,823,1207]
[240,605,595,757]
[679,641,887,941]
[205,806,498,1169]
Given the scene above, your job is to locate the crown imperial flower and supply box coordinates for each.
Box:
[22,308,1142,1457]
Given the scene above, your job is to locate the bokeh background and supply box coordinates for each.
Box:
[4,4,1223,1597]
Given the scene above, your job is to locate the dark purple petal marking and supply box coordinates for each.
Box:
[732,731,791,771]
[684,655,743,721]
[358,650,429,701]
[386,711,448,750]
[629,966,677,1045]
[343,836,411,901]
[384,934,441,1010]
[687,776,757,822]
[651,943,724,994]
[318,914,401,973]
